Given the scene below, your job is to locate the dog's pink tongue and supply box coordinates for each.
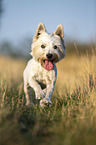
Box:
[44,60,53,70]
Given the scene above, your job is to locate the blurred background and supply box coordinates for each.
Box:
[0,1,96,144]
[0,0,96,58]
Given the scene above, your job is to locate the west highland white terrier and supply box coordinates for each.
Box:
[23,23,66,107]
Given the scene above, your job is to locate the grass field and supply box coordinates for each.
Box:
[0,46,96,145]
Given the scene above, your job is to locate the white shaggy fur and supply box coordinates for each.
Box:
[23,23,66,107]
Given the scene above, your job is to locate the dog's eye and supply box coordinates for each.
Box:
[54,45,58,49]
[41,45,46,49]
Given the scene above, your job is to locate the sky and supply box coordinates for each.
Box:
[0,0,96,45]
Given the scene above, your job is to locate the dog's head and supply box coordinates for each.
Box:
[31,23,66,70]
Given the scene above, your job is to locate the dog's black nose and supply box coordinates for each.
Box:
[46,53,53,59]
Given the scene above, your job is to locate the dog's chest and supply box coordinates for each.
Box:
[33,65,56,84]
[34,71,46,83]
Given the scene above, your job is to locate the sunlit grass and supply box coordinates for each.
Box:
[0,49,96,145]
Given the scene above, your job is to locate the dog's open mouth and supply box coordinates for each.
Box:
[43,59,54,70]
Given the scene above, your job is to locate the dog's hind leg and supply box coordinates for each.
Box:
[24,77,34,106]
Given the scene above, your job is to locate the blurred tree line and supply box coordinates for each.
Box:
[66,42,95,56]
[0,37,32,58]
[0,38,95,58]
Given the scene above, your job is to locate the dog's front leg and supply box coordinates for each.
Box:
[28,77,45,100]
[40,81,55,107]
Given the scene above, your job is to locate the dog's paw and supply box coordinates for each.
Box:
[36,90,45,100]
[40,98,52,108]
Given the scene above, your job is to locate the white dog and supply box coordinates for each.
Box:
[23,23,66,107]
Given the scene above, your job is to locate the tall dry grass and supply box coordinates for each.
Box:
[0,47,96,145]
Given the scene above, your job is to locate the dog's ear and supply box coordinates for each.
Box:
[55,24,64,39]
[33,23,46,42]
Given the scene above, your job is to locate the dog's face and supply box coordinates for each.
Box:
[31,23,66,70]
